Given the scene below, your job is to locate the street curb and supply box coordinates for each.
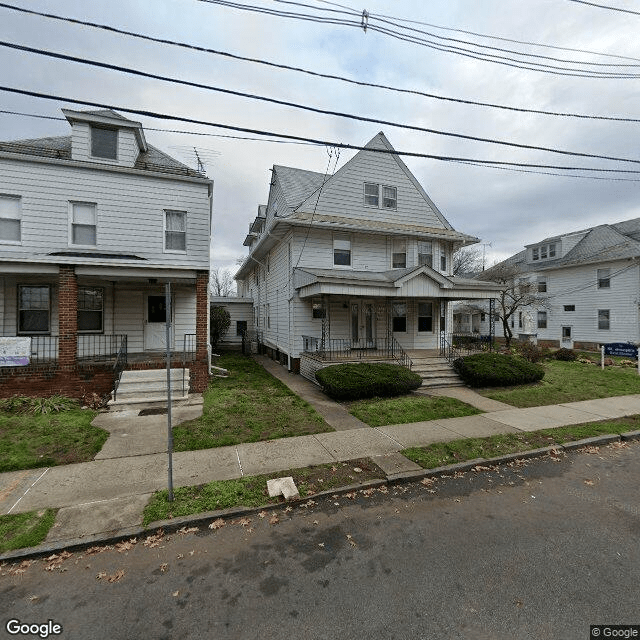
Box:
[1,433,636,564]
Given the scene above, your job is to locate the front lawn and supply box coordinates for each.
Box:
[348,395,481,427]
[172,353,332,450]
[0,509,57,552]
[0,400,105,473]
[480,359,640,407]
[403,416,640,469]
[143,458,384,525]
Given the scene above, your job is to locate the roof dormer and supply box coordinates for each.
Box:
[62,109,147,168]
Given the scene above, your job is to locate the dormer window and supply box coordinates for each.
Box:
[364,183,397,210]
[91,126,117,160]
[532,242,557,262]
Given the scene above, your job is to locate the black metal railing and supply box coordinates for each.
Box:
[28,336,59,364]
[78,334,128,361]
[112,335,128,401]
[440,332,491,363]
[302,336,413,369]
[182,333,196,396]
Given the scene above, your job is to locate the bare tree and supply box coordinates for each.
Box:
[210,267,236,297]
[452,246,483,277]
[477,263,547,348]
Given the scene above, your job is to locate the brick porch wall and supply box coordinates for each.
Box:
[58,265,78,368]
[191,270,210,392]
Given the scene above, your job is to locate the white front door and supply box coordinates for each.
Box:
[144,294,172,350]
[350,300,376,348]
[561,326,573,349]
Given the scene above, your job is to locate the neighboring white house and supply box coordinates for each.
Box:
[0,108,212,398]
[455,219,640,350]
[234,132,501,378]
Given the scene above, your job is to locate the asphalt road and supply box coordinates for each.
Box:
[1,441,639,640]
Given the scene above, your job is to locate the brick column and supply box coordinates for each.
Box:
[192,270,210,392]
[58,265,78,368]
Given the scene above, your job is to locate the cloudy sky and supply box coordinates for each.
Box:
[1,0,639,272]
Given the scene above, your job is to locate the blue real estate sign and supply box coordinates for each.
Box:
[603,343,638,358]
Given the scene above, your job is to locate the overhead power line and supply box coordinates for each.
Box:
[4,85,640,176]
[2,2,639,122]
[4,40,640,167]
[566,0,640,15]
[197,0,640,78]
[309,0,640,62]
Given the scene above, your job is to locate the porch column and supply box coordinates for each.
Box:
[58,265,78,368]
[192,270,210,392]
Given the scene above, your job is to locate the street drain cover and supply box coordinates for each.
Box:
[138,408,168,416]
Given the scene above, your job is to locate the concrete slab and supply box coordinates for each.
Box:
[172,446,242,484]
[314,428,399,461]
[0,469,47,515]
[559,399,634,419]
[483,408,562,431]
[45,494,151,543]
[370,452,422,475]
[433,414,521,437]
[597,395,640,414]
[95,423,168,459]
[375,422,459,448]
[237,436,333,476]
[524,405,606,427]
[267,477,299,500]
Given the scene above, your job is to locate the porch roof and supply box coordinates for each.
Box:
[294,266,502,300]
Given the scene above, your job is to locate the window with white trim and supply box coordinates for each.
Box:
[382,186,397,209]
[537,277,547,293]
[417,302,433,332]
[333,234,351,266]
[18,285,50,334]
[312,299,326,319]
[597,268,610,289]
[392,301,407,332]
[70,202,97,246]
[537,310,547,329]
[78,287,103,333]
[0,195,21,243]
[598,309,610,330]
[236,320,247,336]
[164,210,186,252]
[91,126,117,160]
[417,241,433,268]
[564,305,575,312]
[364,183,379,207]
[440,255,447,271]
[363,183,397,209]
[392,239,406,268]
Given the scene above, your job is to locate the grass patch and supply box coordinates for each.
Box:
[0,405,106,472]
[173,353,332,450]
[348,395,481,427]
[0,509,57,552]
[403,415,640,469]
[480,359,640,407]
[143,458,384,525]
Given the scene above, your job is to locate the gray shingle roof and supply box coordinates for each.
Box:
[0,135,205,178]
[273,165,326,209]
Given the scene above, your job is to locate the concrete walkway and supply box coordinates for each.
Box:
[2,392,640,546]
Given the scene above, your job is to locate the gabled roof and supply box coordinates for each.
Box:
[273,165,326,210]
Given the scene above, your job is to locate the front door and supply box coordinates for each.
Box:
[144,294,172,350]
[561,325,573,349]
[350,300,376,348]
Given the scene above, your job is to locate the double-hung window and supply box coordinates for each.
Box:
[417,302,433,332]
[392,301,407,332]
[598,309,610,330]
[363,183,397,209]
[418,242,433,268]
[0,195,21,243]
[364,183,379,207]
[91,126,117,160]
[382,186,397,209]
[78,287,103,332]
[165,210,187,252]
[333,234,351,266]
[537,277,547,293]
[18,285,50,334]
[392,239,407,268]
[537,311,547,329]
[440,255,447,272]
[597,268,610,289]
[70,202,97,246]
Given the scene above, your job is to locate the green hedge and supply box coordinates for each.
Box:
[315,362,422,400]
[453,353,544,388]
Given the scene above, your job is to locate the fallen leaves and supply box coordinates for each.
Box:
[96,569,125,583]
[115,538,137,553]
[8,560,33,577]
[177,526,199,536]
[159,563,168,573]
[143,530,164,548]
[269,514,279,525]
[209,518,225,530]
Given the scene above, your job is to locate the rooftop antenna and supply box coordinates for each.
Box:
[481,242,492,271]
[193,147,205,174]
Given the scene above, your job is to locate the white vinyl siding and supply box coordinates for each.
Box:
[0,195,21,243]
[70,202,97,246]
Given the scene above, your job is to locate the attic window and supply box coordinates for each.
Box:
[532,243,556,262]
[91,126,117,160]
[364,183,397,210]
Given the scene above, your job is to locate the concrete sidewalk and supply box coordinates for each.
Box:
[2,392,640,546]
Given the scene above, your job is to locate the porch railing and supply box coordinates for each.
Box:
[182,333,196,396]
[302,336,413,369]
[439,332,491,364]
[112,336,128,401]
[28,336,59,364]
[78,334,128,361]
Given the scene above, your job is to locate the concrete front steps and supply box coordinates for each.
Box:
[409,355,464,389]
[108,368,191,411]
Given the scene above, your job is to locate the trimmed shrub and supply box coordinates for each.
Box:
[453,353,545,388]
[315,362,422,401]
[515,341,548,363]
[554,347,577,361]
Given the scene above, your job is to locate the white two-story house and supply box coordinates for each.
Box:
[235,132,500,379]
[456,219,640,350]
[0,109,212,399]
